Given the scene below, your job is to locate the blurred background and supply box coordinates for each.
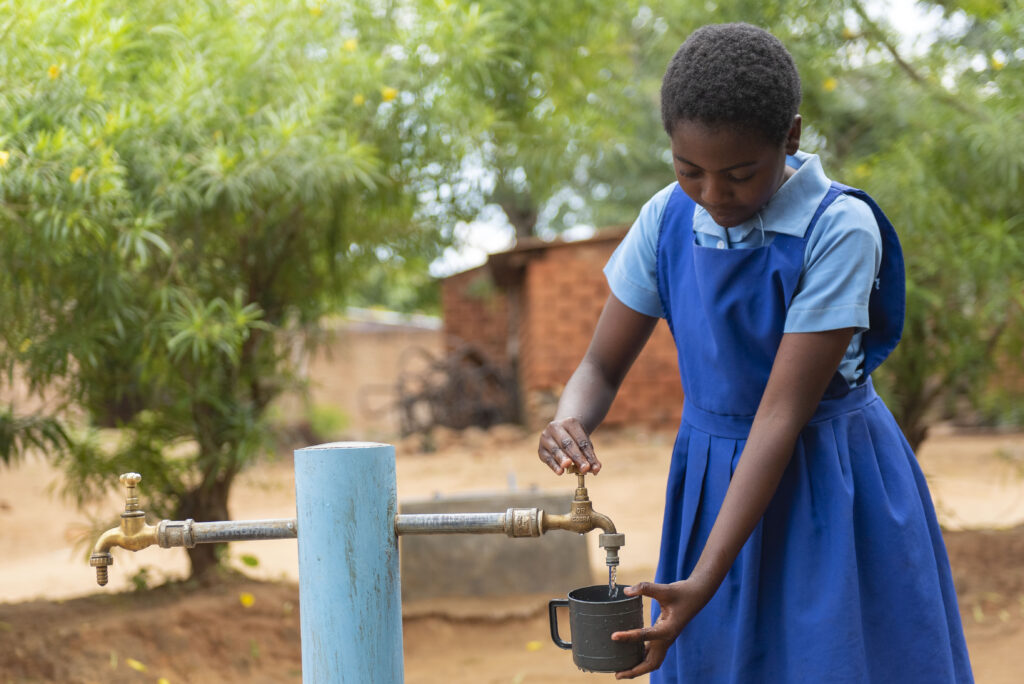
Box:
[1,1,1021,682]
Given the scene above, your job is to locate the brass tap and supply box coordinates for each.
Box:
[540,467,625,567]
[89,472,158,586]
[393,466,626,566]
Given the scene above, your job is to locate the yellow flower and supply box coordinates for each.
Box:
[69,166,85,183]
[18,338,31,353]
[124,658,147,672]
[525,640,543,652]
[344,38,358,52]
[991,56,1005,71]
[0,150,9,167]
[380,86,398,102]
[823,77,838,92]
[158,679,171,684]
[352,93,365,106]
[48,64,60,80]
[239,592,255,607]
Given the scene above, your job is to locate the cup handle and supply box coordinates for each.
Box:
[548,598,571,650]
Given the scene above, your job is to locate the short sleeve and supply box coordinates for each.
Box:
[602,183,675,319]
[784,195,883,333]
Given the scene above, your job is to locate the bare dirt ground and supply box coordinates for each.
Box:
[1,427,1023,683]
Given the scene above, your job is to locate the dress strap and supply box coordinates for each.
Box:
[655,185,696,336]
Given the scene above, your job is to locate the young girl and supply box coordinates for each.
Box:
[537,23,973,682]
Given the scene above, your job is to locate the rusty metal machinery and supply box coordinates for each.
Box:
[362,341,520,436]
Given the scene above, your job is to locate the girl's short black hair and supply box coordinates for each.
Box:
[660,23,801,144]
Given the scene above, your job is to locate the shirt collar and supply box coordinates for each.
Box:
[692,150,832,242]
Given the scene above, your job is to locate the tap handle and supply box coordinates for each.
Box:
[570,465,586,487]
[119,472,142,512]
[564,464,587,492]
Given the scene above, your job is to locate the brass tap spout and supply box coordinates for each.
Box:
[89,473,157,586]
[539,468,625,567]
[540,501,617,535]
[540,468,616,534]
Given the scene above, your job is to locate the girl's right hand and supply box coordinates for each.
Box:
[537,417,601,475]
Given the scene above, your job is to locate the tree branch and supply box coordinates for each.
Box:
[849,0,985,119]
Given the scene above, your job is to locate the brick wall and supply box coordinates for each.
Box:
[440,266,509,363]
[442,232,684,431]
[518,239,682,430]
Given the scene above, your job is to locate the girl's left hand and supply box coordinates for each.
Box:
[610,580,710,679]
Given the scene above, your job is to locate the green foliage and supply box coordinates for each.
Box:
[307,402,350,442]
[0,0,500,575]
[238,553,260,568]
[809,1,1024,445]
[130,566,153,592]
[438,1,669,236]
[0,407,68,465]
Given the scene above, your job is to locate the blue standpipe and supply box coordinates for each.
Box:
[294,442,404,683]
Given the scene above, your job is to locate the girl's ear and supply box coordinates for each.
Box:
[785,115,802,155]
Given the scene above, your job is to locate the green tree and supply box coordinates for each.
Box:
[804,0,1024,447]
[0,0,502,578]
[455,1,859,237]
[435,1,666,238]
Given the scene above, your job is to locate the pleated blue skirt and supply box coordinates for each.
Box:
[652,381,973,683]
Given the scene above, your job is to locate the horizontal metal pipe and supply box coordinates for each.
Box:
[158,518,297,548]
[194,519,298,543]
[395,513,506,535]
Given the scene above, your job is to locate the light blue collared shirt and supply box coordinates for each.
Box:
[604,151,882,386]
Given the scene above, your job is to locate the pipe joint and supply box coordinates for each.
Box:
[158,518,196,548]
[503,507,542,537]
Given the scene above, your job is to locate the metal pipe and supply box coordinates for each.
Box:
[395,508,543,537]
[395,512,506,534]
[193,518,297,543]
[156,518,297,548]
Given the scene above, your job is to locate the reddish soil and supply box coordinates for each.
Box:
[1,428,1023,683]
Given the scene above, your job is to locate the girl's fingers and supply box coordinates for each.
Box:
[539,434,573,474]
[611,620,674,643]
[537,418,597,476]
[614,642,669,679]
[537,443,562,474]
[622,581,672,602]
[563,421,600,474]
[550,423,592,473]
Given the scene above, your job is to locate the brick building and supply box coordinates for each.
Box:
[441,228,683,431]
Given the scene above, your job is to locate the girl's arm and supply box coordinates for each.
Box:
[538,294,658,476]
[612,327,855,679]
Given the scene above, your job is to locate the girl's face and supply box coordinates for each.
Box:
[669,117,801,228]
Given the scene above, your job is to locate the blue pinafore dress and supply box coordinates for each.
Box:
[651,183,973,682]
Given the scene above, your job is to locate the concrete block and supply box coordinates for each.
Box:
[398,490,593,600]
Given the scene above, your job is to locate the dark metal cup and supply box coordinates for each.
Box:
[548,584,644,673]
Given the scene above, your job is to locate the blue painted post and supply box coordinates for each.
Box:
[294,442,403,683]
